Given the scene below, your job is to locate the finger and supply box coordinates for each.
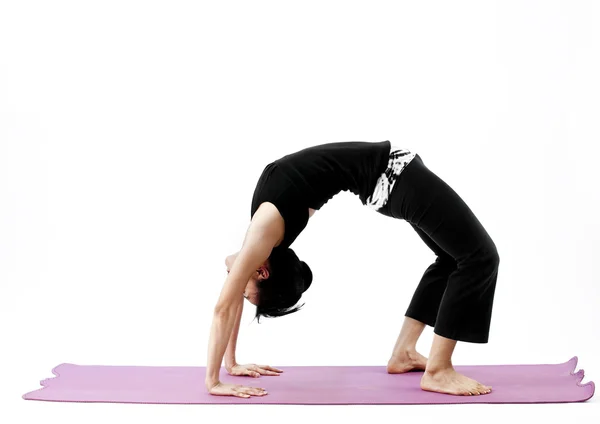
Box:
[261,365,283,373]
[239,387,267,396]
[242,385,267,393]
[244,370,261,378]
[234,392,250,398]
[258,369,281,376]
[233,387,253,397]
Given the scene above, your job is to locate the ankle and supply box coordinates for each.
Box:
[424,361,454,375]
[391,346,418,359]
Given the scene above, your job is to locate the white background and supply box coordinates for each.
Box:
[1,0,598,422]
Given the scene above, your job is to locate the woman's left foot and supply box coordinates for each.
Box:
[387,350,428,373]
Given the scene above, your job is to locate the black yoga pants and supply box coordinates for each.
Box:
[376,154,500,343]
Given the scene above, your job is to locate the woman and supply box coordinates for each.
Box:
[205,141,499,398]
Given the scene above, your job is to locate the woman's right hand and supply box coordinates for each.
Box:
[227,363,283,377]
[207,381,268,398]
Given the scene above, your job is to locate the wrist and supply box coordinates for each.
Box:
[225,359,237,372]
[205,378,220,390]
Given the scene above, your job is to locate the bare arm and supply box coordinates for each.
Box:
[220,204,307,371]
[224,289,243,371]
[205,204,283,390]
[223,250,243,370]
[223,252,242,368]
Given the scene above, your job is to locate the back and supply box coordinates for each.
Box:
[276,140,391,209]
[251,140,391,248]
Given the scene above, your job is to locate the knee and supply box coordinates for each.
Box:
[481,240,500,273]
[435,253,456,268]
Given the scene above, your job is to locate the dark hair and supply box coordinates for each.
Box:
[254,247,312,323]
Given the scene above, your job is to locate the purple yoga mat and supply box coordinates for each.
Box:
[23,356,594,405]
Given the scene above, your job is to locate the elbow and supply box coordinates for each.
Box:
[214,302,235,317]
[214,305,227,317]
[214,296,243,317]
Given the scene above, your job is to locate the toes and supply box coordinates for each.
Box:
[480,384,492,394]
[477,385,491,394]
[475,383,491,395]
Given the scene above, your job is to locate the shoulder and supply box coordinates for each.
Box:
[253,201,283,221]
[250,202,285,247]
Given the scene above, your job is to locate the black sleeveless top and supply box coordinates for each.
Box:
[250,140,391,249]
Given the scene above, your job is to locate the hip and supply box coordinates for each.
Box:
[364,146,418,211]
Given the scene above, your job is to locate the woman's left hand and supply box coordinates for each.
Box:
[226,363,283,378]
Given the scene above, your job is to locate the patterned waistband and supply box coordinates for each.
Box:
[365,146,416,210]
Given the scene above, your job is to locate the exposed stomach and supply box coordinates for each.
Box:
[309,208,316,218]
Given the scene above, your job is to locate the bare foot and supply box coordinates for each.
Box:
[387,350,428,374]
[420,367,492,396]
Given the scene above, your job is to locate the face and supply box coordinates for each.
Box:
[243,262,270,305]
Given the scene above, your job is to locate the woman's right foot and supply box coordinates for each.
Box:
[420,367,492,396]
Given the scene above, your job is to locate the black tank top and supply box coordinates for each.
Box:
[250,140,391,249]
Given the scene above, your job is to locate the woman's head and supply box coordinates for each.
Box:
[245,247,312,323]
